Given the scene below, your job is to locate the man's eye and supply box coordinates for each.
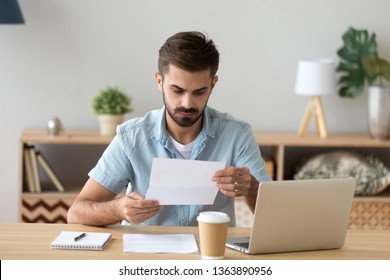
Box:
[172,88,183,93]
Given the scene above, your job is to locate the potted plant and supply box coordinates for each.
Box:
[92,86,133,136]
[336,26,390,139]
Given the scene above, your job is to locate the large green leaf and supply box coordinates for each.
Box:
[336,27,378,98]
[362,56,390,84]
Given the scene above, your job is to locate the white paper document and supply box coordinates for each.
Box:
[145,158,225,205]
[123,234,199,254]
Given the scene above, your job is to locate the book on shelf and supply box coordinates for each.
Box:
[29,145,41,192]
[26,145,41,192]
[23,146,35,193]
[36,151,65,193]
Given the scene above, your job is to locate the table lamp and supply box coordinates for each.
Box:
[295,58,335,138]
[0,0,25,24]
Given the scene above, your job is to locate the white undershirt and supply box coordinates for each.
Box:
[169,135,195,159]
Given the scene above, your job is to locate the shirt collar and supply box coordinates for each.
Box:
[202,106,216,138]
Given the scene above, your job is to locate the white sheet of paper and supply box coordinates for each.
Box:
[145,158,225,205]
[123,234,199,254]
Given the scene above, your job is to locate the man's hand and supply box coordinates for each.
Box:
[117,192,163,224]
[212,166,252,197]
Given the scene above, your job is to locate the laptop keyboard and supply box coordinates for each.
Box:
[234,242,249,249]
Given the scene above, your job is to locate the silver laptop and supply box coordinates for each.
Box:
[226,178,356,254]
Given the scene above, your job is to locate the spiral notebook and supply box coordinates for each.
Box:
[51,231,112,251]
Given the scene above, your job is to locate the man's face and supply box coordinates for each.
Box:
[155,64,218,127]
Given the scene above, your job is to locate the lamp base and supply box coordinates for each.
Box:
[297,96,328,138]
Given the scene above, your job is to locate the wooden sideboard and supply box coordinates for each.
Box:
[19,129,112,223]
[252,131,390,230]
[19,129,390,229]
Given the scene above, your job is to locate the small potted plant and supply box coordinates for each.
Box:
[92,86,133,136]
[336,26,390,139]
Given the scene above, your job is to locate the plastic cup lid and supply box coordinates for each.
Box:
[197,211,230,223]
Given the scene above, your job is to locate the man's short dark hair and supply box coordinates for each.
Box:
[158,31,219,78]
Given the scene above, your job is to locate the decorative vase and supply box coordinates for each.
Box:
[368,86,390,140]
[97,114,124,136]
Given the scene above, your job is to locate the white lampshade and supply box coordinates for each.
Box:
[295,58,336,96]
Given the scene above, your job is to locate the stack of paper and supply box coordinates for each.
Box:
[123,234,199,254]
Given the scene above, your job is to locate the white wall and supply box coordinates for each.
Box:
[1,0,389,222]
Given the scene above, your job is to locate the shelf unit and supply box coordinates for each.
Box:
[254,131,390,180]
[253,131,390,229]
[19,129,390,229]
[19,129,113,223]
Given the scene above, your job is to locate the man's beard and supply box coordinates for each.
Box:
[162,91,205,127]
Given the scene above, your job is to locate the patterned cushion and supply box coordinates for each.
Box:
[294,151,390,195]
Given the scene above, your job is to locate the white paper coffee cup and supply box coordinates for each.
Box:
[197,211,230,259]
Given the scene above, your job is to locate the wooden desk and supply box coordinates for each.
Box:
[1,223,389,260]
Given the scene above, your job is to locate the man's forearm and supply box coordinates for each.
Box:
[67,198,123,226]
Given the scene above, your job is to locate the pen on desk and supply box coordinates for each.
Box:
[74,232,86,242]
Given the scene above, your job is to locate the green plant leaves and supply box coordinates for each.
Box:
[336,27,378,98]
[92,86,133,114]
[362,57,390,84]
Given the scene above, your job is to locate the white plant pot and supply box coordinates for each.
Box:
[97,114,124,136]
[368,86,390,140]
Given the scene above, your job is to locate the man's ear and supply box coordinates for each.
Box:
[211,75,219,90]
[154,72,163,91]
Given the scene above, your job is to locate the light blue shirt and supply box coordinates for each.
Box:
[89,106,271,226]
